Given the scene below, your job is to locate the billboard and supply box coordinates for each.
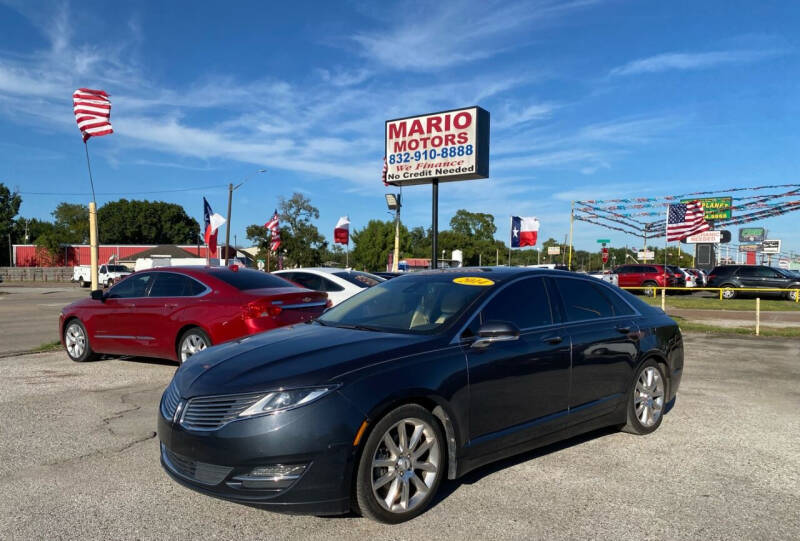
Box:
[762,240,781,254]
[681,196,732,220]
[738,244,761,252]
[385,106,490,186]
[547,246,561,255]
[685,230,721,244]
[739,227,766,243]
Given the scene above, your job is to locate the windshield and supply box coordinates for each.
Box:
[107,265,130,272]
[332,270,384,288]
[318,273,491,334]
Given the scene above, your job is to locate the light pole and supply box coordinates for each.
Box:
[385,193,401,272]
[224,169,266,265]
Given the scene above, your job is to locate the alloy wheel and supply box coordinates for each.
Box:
[370,418,441,514]
[634,366,665,427]
[180,333,208,362]
[65,322,86,359]
[722,288,736,299]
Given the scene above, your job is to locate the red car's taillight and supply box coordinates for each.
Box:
[325,299,333,308]
[244,300,282,319]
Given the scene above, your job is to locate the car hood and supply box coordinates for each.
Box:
[173,323,436,397]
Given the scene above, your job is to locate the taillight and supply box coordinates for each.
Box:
[708,274,716,281]
[325,299,333,308]
[244,300,282,319]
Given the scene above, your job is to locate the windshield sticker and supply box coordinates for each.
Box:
[453,277,494,286]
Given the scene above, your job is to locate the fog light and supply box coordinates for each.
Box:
[229,463,308,490]
[247,464,306,478]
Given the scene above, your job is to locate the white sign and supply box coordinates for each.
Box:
[685,230,721,244]
[762,239,781,254]
[547,246,561,255]
[778,258,789,269]
[385,106,489,186]
[638,251,656,260]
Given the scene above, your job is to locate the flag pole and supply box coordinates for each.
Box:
[508,216,512,266]
[84,141,99,291]
[568,201,575,270]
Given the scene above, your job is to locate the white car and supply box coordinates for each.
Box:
[588,270,619,287]
[273,268,385,306]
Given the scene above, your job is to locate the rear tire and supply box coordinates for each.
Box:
[78,278,87,288]
[63,319,99,362]
[106,279,114,288]
[354,404,445,523]
[177,328,210,363]
[623,360,666,435]
[642,281,657,297]
[721,284,737,299]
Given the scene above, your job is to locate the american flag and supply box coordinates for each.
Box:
[666,200,710,242]
[381,156,388,186]
[264,210,281,252]
[73,88,113,142]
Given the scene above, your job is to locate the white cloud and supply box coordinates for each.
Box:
[610,49,781,76]
[352,0,599,71]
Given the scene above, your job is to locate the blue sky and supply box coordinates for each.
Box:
[1,0,799,254]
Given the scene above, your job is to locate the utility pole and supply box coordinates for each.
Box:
[223,169,266,265]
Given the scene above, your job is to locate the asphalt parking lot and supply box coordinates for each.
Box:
[1,334,798,540]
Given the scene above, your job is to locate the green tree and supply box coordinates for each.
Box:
[52,202,89,244]
[0,183,22,266]
[97,199,200,244]
[351,219,411,271]
[449,209,497,242]
[278,193,327,267]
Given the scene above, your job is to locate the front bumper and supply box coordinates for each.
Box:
[157,390,365,515]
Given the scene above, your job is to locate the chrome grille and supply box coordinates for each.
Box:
[160,380,181,420]
[161,444,232,485]
[180,392,265,430]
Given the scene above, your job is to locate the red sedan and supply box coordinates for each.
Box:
[59,266,328,363]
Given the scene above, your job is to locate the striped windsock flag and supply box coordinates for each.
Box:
[73,88,113,142]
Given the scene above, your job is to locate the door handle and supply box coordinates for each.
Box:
[543,336,563,345]
[616,326,631,334]
[165,303,179,308]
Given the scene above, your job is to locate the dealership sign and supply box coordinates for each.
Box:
[547,246,561,255]
[762,239,781,254]
[739,227,766,243]
[681,196,732,220]
[638,250,655,260]
[685,230,722,244]
[384,106,490,186]
[738,244,761,252]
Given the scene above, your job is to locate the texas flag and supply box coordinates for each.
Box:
[334,216,350,245]
[203,197,226,254]
[511,216,540,248]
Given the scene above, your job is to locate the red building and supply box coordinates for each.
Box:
[12,244,219,267]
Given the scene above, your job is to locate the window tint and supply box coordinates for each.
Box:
[320,277,345,292]
[289,272,324,291]
[207,269,294,290]
[555,278,622,321]
[614,266,631,274]
[107,265,129,272]
[756,267,780,278]
[107,273,154,299]
[149,273,206,297]
[332,271,384,288]
[737,267,759,277]
[481,277,552,329]
[646,266,660,274]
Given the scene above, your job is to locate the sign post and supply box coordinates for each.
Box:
[385,106,490,268]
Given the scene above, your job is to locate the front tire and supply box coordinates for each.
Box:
[177,328,210,363]
[721,284,737,299]
[63,319,98,362]
[354,404,445,523]
[623,360,666,435]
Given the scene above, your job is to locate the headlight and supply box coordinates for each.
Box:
[238,387,336,418]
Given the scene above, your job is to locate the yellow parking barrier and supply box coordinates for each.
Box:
[756,298,761,336]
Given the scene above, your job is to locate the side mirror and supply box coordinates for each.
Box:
[472,321,520,349]
[90,289,105,302]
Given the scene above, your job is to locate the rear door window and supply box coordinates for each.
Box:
[554,278,623,321]
[149,273,206,297]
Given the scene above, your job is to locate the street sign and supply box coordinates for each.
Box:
[638,250,655,260]
[739,227,766,243]
[778,258,789,270]
[547,246,561,255]
[762,239,781,254]
[601,247,609,264]
[685,230,721,244]
[596,239,610,244]
[384,106,490,186]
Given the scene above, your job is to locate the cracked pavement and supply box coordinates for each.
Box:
[1,336,799,540]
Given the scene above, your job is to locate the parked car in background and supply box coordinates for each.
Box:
[273,268,384,306]
[667,266,695,289]
[686,268,708,287]
[612,264,676,295]
[158,267,683,522]
[60,267,327,363]
[587,270,619,287]
[73,264,132,288]
[374,272,404,280]
[706,265,800,300]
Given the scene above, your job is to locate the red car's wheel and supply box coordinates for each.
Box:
[63,319,99,362]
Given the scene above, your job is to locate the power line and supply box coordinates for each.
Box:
[18,183,229,196]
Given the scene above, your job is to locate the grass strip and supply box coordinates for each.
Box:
[642,295,800,312]
[671,316,800,338]
[33,340,62,352]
